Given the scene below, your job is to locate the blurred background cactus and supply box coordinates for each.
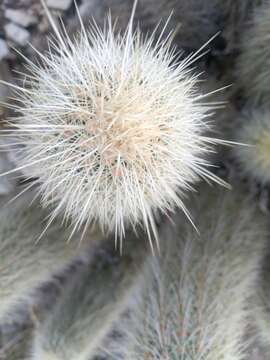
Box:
[95,185,266,359]
[31,231,149,360]
[0,188,101,321]
[0,0,270,359]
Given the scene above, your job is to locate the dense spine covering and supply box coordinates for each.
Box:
[97,185,266,359]
[30,231,150,360]
[0,0,227,246]
[234,110,270,184]
[0,190,100,320]
[0,1,265,358]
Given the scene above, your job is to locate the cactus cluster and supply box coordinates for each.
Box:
[0,0,270,359]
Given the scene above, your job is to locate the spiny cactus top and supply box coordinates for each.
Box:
[3,3,225,245]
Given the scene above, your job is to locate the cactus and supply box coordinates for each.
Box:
[234,110,270,185]
[236,0,270,105]
[0,189,100,320]
[96,185,266,359]
[0,0,228,247]
[31,230,150,360]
